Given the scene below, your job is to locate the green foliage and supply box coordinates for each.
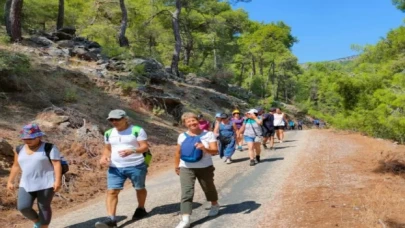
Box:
[117,81,138,95]
[392,0,405,11]
[296,25,405,143]
[64,88,78,102]
[152,106,165,117]
[0,51,30,75]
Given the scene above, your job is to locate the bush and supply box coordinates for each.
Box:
[0,51,30,75]
[64,88,78,102]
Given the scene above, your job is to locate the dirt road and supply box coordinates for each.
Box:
[48,130,308,228]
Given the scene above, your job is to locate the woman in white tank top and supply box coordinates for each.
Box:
[273,108,288,143]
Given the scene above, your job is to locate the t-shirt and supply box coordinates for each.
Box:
[262,113,274,129]
[18,143,61,192]
[104,125,148,168]
[243,118,263,137]
[199,120,210,131]
[177,131,217,168]
[274,113,285,126]
[231,117,244,130]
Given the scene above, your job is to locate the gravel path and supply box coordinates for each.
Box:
[51,130,309,228]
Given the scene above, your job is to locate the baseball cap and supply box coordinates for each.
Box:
[107,109,127,120]
[215,113,222,118]
[247,109,258,114]
[220,113,229,119]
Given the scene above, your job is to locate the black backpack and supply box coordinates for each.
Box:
[16,143,69,175]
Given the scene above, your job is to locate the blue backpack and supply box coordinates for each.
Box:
[180,132,207,163]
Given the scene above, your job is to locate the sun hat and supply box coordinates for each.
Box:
[107,109,127,120]
[220,113,229,119]
[232,109,240,114]
[20,123,45,139]
[215,113,222,118]
[247,109,258,114]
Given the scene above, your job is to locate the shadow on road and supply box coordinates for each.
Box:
[261,157,284,163]
[190,200,261,227]
[275,146,296,150]
[119,202,202,227]
[65,216,127,228]
[282,140,298,143]
[231,157,250,164]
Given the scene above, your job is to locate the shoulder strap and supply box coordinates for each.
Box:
[104,128,113,142]
[132,126,142,138]
[44,143,54,162]
[16,144,24,154]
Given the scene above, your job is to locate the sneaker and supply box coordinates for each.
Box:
[262,144,268,149]
[207,204,220,217]
[175,218,190,228]
[132,207,148,220]
[256,155,261,163]
[33,222,41,228]
[280,140,283,143]
[226,158,232,164]
[250,160,256,166]
[238,146,243,151]
[95,218,117,228]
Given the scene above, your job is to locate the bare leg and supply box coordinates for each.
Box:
[106,189,120,216]
[136,189,147,208]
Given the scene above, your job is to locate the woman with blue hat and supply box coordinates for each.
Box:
[7,124,62,228]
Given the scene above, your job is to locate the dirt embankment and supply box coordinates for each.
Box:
[261,130,405,228]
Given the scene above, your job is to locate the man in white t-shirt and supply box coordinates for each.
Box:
[95,109,150,228]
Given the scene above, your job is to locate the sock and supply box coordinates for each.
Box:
[110,215,116,221]
[182,215,190,223]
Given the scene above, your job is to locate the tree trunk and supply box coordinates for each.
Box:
[118,0,129,47]
[251,55,256,75]
[198,52,208,68]
[259,57,264,76]
[10,0,23,42]
[56,0,64,30]
[239,63,245,87]
[184,41,192,66]
[213,37,217,69]
[170,0,182,77]
[4,0,12,36]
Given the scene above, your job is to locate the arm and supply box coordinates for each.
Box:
[253,116,263,125]
[201,141,218,156]
[7,151,20,191]
[239,123,246,135]
[232,122,238,138]
[174,145,181,175]
[100,144,112,165]
[52,160,62,192]
[213,121,219,135]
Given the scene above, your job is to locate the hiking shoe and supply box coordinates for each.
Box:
[256,155,261,163]
[250,160,256,166]
[207,204,220,217]
[262,144,268,149]
[132,207,148,220]
[175,218,190,228]
[95,218,117,228]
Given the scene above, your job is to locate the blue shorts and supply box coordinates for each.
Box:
[107,163,147,190]
[244,136,255,143]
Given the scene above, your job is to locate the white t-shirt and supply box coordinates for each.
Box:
[104,125,148,168]
[274,113,285,126]
[18,143,61,192]
[177,131,217,168]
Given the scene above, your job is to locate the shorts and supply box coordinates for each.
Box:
[275,126,285,130]
[107,163,148,190]
[243,136,256,143]
[263,128,275,137]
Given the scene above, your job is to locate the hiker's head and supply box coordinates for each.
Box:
[220,113,229,122]
[247,109,258,118]
[107,109,128,129]
[232,109,240,118]
[181,112,199,130]
[197,114,204,120]
[215,113,222,121]
[270,107,276,113]
[276,108,282,114]
[20,123,43,147]
[256,107,264,115]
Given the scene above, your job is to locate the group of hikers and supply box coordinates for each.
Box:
[6,106,291,228]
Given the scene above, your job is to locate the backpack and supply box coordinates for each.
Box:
[104,126,152,166]
[16,143,69,175]
[180,132,207,163]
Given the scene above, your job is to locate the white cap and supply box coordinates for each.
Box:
[247,109,258,114]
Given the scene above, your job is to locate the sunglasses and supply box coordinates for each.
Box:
[109,118,123,122]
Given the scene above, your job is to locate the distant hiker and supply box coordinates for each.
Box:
[262,108,276,150]
[239,109,263,166]
[298,120,303,130]
[214,113,237,164]
[212,112,222,130]
[198,114,211,131]
[174,112,220,228]
[7,124,62,228]
[288,120,295,130]
[231,109,244,151]
[96,109,150,228]
[314,119,320,128]
[274,108,288,143]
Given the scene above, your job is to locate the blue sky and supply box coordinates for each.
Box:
[236,0,405,63]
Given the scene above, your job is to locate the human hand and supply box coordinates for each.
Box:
[118,149,134,157]
[7,182,15,191]
[99,155,110,166]
[195,143,205,151]
[175,167,180,176]
[53,181,62,192]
